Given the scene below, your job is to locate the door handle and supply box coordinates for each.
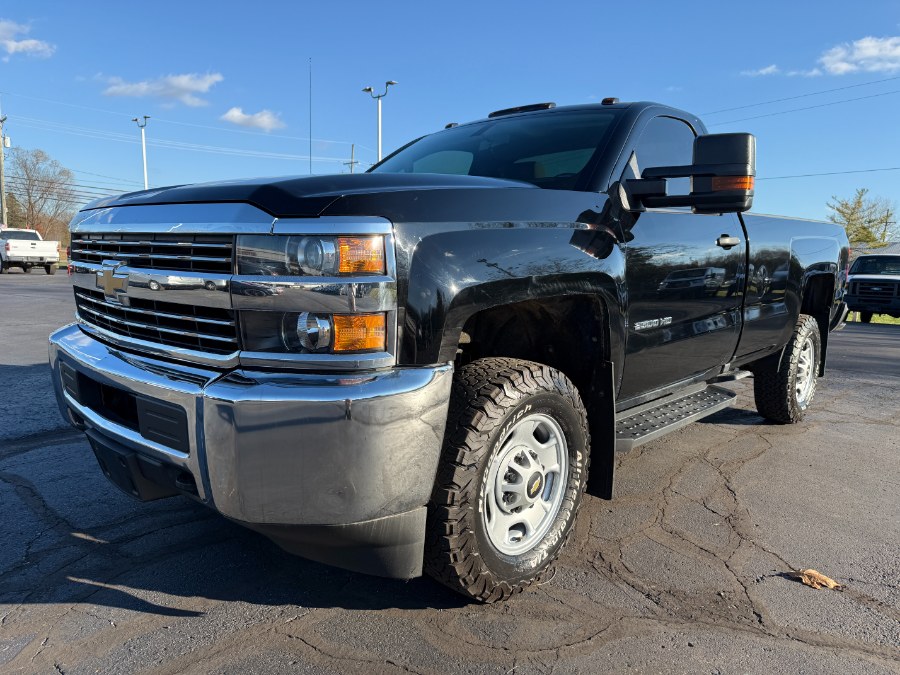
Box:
[716,234,741,250]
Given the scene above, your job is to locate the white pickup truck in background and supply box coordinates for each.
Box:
[0,228,61,274]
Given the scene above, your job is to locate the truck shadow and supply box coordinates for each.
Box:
[70,516,471,614]
[696,407,774,426]
[2,472,471,616]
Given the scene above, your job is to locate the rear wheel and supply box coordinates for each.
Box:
[859,311,873,323]
[22,265,31,274]
[752,314,821,424]
[425,358,590,602]
[0,259,6,274]
[44,264,58,275]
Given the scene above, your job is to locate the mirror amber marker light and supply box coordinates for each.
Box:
[711,176,754,191]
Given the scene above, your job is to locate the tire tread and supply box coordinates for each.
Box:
[425,357,590,602]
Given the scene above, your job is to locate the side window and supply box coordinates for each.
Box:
[622,116,696,201]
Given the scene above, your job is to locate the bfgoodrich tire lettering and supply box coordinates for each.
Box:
[425,357,590,602]
[752,314,821,424]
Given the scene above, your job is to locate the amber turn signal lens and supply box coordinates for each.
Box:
[337,236,385,274]
[711,176,754,191]
[332,313,387,352]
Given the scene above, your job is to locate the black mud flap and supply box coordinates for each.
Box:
[586,361,616,501]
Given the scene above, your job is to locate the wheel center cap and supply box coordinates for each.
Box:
[526,471,544,500]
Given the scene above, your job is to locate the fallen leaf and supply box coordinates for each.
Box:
[786,568,844,590]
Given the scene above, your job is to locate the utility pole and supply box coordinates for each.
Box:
[0,113,8,227]
[132,115,150,189]
[343,144,359,174]
[362,81,397,162]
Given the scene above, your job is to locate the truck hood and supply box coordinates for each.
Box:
[848,274,900,283]
[81,173,536,217]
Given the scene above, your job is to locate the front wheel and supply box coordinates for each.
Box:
[859,311,873,324]
[425,358,590,602]
[45,264,58,275]
[752,314,821,424]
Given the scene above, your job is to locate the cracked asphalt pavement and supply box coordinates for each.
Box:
[1,272,898,674]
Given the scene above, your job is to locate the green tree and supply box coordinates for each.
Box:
[827,188,897,246]
[4,192,27,228]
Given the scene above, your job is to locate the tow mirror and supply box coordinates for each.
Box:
[626,132,756,214]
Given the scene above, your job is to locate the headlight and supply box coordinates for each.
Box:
[243,311,387,354]
[236,235,385,276]
[283,312,332,351]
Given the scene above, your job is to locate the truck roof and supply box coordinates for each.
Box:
[455,100,705,134]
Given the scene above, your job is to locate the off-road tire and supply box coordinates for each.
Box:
[0,259,5,273]
[425,357,590,602]
[22,265,31,274]
[859,311,873,324]
[752,314,821,424]
[45,264,58,275]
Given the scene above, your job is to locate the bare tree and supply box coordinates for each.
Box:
[7,148,76,244]
[827,188,897,246]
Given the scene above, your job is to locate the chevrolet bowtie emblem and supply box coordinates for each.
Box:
[96,261,129,303]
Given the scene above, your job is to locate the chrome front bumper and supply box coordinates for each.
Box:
[49,324,453,576]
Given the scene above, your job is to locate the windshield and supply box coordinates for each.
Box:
[371,110,620,190]
[1,230,40,241]
[849,256,900,275]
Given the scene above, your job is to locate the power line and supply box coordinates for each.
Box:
[1,89,375,153]
[708,88,900,126]
[701,74,900,115]
[71,168,143,186]
[12,116,361,163]
[6,173,135,193]
[0,91,134,118]
[756,167,900,181]
[9,178,121,197]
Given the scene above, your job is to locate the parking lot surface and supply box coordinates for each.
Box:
[1,272,898,674]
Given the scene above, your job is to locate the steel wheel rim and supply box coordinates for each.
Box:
[795,336,816,406]
[482,413,569,556]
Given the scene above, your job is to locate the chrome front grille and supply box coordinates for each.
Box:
[70,234,233,274]
[74,287,239,355]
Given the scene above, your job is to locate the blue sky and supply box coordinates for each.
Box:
[2,1,899,220]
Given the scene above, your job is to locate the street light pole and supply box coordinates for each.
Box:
[0,114,8,227]
[362,81,397,162]
[132,115,150,189]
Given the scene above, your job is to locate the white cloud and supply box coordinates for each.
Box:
[220,106,286,132]
[741,64,780,77]
[787,68,823,77]
[0,19,55,59]
[819,36,900,74]
[103,72,224,107]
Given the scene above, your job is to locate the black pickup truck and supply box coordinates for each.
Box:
[49,100,849,602]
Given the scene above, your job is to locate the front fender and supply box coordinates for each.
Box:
[397,223,626,365]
